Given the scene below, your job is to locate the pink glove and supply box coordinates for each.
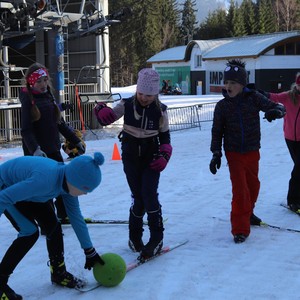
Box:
[94,103,117,126]
[150,144,173,172]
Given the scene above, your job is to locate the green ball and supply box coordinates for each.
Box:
[93,253,126,287]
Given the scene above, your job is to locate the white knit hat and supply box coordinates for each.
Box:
[136,68,160,95]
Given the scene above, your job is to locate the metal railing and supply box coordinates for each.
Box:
[0,86,217,145]
[167,102,216,131]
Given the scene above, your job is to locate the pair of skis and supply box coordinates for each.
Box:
[213,203,300,234]
[61,217,168,225]
[61,218,131,225]
[76,239,188,292]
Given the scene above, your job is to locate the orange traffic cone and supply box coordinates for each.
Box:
[112,143,121,160]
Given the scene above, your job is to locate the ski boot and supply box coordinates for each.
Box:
[233,234,247,244]
[0,275,22,300]
[0,284,22,300]
[140,208,164,260]
[128,207,144,252]
[250,213,262,226]
[140,238,163,259]
[49,259,84,288]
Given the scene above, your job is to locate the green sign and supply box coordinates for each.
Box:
[156,66,190,94]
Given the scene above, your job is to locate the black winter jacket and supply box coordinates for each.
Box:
[113,96,171,162]
[210,88,285,154]
[20,88,80,155]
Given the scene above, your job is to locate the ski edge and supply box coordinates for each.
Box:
[62,219,130,225]
[76,239,189,292]
[213,216,300,234]
[126,239,189,272]
[62,217,168,225]
[280,203,300,216]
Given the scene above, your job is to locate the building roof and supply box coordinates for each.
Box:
[202,31,300,60]
[147,31,300,63]
[147,46,186,63]
[184,39,232,60]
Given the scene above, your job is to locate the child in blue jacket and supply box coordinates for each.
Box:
[0,153,105,300]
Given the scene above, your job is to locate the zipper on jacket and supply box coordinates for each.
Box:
[238,101,244,152]
[140,107,146,130]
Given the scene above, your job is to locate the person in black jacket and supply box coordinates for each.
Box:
[19,63,85,222]
[209,59,286,244]
[94,68,172,259]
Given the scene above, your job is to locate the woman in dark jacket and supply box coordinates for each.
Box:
[19,63,85,221]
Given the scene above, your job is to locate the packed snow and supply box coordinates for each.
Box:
[0,91,299,300]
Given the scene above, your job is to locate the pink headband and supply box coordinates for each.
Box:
[27,68,49,86]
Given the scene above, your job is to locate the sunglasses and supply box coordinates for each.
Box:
[224,66,240,72]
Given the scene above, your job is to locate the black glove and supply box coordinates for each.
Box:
[209,152,222,175]
[264,108,285,122]
[76,142,86,155]
[59,102,74,112]
[84,247,105,270]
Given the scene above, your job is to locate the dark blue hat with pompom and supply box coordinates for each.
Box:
[65,152,105,192]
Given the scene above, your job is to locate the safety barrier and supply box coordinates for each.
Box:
[167,103,216,131]
[0,101,217,145]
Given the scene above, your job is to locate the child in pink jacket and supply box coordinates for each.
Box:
[268,73,300,212]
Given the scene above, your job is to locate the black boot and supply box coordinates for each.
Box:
[141,208,164,259]
[0,274,22,300]
[128,207,144,252]
[233,234,247,244]
[288,203,300,214]
[250,213,262,226]
[49,257,83,288]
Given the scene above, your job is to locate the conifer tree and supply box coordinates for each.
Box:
[160,0,181,49]
[258,0,276,33]
[108,0,180,86]
[195,9,227,39]
[180,0,198,44]
[226,0,236,37]
[240,0,258,35]
[232,5,247,36]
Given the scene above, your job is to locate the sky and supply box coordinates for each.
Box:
[1,91,300,300]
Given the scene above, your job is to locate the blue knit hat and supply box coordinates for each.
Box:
[65,152,105,193]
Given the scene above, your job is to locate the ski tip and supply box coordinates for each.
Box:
[259,221,268,227]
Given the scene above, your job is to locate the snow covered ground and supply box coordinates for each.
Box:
[1,92,299,300]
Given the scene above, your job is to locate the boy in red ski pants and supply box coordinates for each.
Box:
[209,59,286,243]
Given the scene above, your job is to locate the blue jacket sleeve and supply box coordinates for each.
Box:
[62,193,93,249]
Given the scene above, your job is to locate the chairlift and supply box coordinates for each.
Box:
[78,92,121,104]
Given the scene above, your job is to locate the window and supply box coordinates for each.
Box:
[296,42,300,55]
[275,42,300,55]
[195,55,202,68]
[275,45,284,55]
[286,43,294,55]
